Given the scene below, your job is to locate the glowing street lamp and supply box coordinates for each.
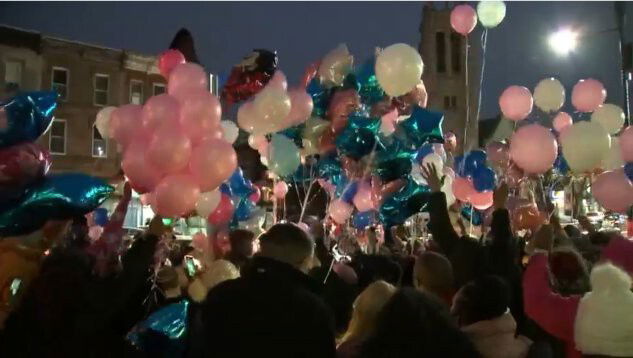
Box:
[548,29,579,56]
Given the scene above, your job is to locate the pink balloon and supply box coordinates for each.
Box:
[329,199,353,224]
[189,138,238,191]
[158,49,186,79]
[208,194,235,225]
[285,88,313,125]
[353,182,375,212]
[470,190,494,210]
[147,125,192,174]
[180,89,222,143]
[109,104,143,147]
[450,4,477,36]
[486,141,510,164]
[499,86,533,121]
[141,94,181,131]
[381,109,398,135]
[168,63,209,100]
[154,174,201,217]
[318,178,336,196]
[267,71,288,91]
[248,134,269,151]
[621,126,633,162]
[592,169,633,212]
[553,112,573,133]
[140,192,155,206]
[572,78,606,113]
[122,140,164,194]
[273,181,289,199]
[509,124,558,174]
[249,186,261,203]
[452,176,475,202]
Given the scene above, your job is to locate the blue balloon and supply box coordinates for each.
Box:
[0,173,113,237]
[0,91,58,149]
[554,153,569,175]
[461,205,483,226]
[127,299,189,357]
[625,163,633,182]
[395,106,444,149]
[335,116,380,160]
[352,210,378,229]
[306,78,331,118]
[234,198,255,221]
[379,178,431,227]
[340,181,359,203]
[220,183,233,197]
[374,139,415,182]
[464,150,487,175]
[317,155,343,179]
[228,169,254,198]
[454,155,468,176]
[93,207,109,227]
[472,166,497,192]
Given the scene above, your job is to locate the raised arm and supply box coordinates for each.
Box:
[421,164,460,255]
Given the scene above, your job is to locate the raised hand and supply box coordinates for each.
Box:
[420,163,444,192]
[493,182,509,210]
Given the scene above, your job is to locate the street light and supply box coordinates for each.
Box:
[548,29,578,56]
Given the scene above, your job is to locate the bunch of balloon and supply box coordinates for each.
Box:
[453,150,496,211]
[0,91,113,237]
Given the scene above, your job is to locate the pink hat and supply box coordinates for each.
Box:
[600,237,633,277]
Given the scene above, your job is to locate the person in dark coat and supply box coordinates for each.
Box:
[199,223,336,358]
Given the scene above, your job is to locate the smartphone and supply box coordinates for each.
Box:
[184,255,198,278]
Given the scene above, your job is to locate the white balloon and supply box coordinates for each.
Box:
[602,137,624,171]
[422,153,444,173]
[375,43,424,97]
[561,121,611,173]
[95,106,116,138]
[533,78,565,113]
[195,190,222,218]
[477,1,506,28]
[591,104,625,135]
[318,44,354,88]
[220,120,239,144]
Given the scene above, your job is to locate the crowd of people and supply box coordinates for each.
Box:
[1,162,633,358]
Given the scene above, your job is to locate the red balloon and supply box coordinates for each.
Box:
[0,143,50,195]
[154,174,201,217]
[512,204,544,231]
[470,190,493,210]
[249,186,261,203]
[158,49,186,79]
[221,49,278,105]
[208,194,235,225]
[571,78,606,113]
[452,176,476,202]
[592,169,633,213]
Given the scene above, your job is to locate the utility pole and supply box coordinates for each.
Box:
[614,2,631,125]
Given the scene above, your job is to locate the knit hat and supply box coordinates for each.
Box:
[574,262,633,356]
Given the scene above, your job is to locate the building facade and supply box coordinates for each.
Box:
[419,3,480,153]
[0,25,167,179]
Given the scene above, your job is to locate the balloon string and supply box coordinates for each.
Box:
[475,29,488,128]
[469,207,474,237]
[463,35,470,153]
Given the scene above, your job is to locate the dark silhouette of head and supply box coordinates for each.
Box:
[169,28,199,64]
[451,275,510,327]
[258,223,315,272]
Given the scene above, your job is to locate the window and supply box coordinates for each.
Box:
[436,32,446,73]
[49,119,66,155]
[51,67,69,101]
[444,96,450,109]
[130,80,144,104]
[94,74,109,106]
[450,33,462,73]
[451,96,457,109]
[4,60,23,88]
[153,83,166,96]
[92,124,107,158]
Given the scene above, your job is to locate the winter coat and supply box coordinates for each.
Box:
[198,256,336,358]
[462,312,531,358]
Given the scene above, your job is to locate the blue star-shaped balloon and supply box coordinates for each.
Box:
[0,91,58,149]
[395,106,444,149]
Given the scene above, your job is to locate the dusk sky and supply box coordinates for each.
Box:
[0,1,631,118]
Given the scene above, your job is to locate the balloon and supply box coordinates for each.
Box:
[499,86,533,121]
[95,106,116,138]
[512,203,544,231]
[356,58,385,106]
[470,190,493,210]
[319,44,354,88]
[154,174,200,217]
[221,49,278,104]
[591,104,625,134]
[396,106,444,148]
[379,178,430,226]
[268,134,301,177]
[472,166,497,192]
[248,134,268,151]
[620,126,633,162]
[533,78,565,112]
[158,49,186,78]
[234,198,255,221]
[220,120,239,144]
[267,71,287,91]
[140,192,155,206]
[553,112,573,133]
[208,194,235,225]
[180,90,222,143]
[450,4,478,35]
[329,199,353,224]
[392,81,428,115]
[249,186,261,203]
[340,181,359,203]
[602,137,624,171]
[122,140,163,194]
[168,63,209,100]
[571,78,606,112]
[561,121,611,174]
[509,124,557,174]
[273,181,289,199]
[327,89,361,133]
[254,82,292,124]
[456,150,487,177]
[92,207,109,227]
[0,174,113,237]
[554,152,569,175]
[195,190,222,218]
[625,163,633,182]
[191,232,209,252]
[380,108,398,136]
[422,153,444,173]
[301,61,319,89]
[592,169,633,212]
[147,125,192,174]
[353,181,375,211]
[477,1,506,28]
[485,141,509,165]
[352,210,377,229]
[141,94,180,131]
[0,143,50,199]
[227,169,254,198]
[0,91,58,149]
[375,43,424,97]
[373,141,415,182]
[109,104,143,147]
[286,88,313,126]
[335,117,379,160]
[189,138,237,191]
[452,176,475,202]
